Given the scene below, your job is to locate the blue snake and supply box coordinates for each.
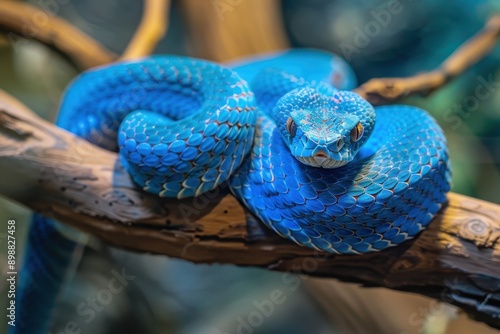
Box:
[14,49,451,333]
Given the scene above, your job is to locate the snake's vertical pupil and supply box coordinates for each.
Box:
[286,117,297,138]
[350,122,364,142]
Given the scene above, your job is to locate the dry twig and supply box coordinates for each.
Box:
[0,1,116,69]
[354,14,500,105]
[0,0,171,69]
[120,0,170,60]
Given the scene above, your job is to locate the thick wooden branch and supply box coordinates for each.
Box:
[0,1,116,69]
[0,90,499,329]
[354,14,500,105]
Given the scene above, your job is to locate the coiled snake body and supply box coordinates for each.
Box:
[14,49,451,333]
[59,49,451,253]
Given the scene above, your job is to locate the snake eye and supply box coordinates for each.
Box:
[286,117,297,138]
[350,122,364,142]
[336,138,345,151]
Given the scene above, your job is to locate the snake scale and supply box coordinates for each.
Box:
[59,49,451,253]
[14,49,451,333]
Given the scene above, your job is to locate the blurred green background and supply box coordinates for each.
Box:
[0,0,499,333]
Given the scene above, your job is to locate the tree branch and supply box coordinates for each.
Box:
[0,89,499,329]
[120,0,170,60]
[354,14,500,105]
[0,0,171,69]
[0,1,116,70]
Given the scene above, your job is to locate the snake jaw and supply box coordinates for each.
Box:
[295,145,350,168]
[295,156,349,168]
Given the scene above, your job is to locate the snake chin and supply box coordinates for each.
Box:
[296,156,349,168]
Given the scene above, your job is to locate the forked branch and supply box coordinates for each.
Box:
[354,14,500,105]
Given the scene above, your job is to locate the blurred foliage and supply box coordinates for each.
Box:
[0,0,499,334]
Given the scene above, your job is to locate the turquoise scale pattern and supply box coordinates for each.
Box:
[271,88,375,163]
[57,56,257,198]
[14,51,453,334]
[230,105,451,254]
[230,48,358,90]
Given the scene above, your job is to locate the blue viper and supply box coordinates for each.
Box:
[13,49,451,333]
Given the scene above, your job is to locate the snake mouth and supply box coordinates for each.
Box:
[296,156,348,168]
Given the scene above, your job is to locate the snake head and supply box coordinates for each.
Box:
[274,87,375,168]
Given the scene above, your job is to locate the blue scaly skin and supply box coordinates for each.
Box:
[230,48,357,90]
[58,57,257,198]
[14,49,450,333]
[230,56,451,253]
[14,56,259,334]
